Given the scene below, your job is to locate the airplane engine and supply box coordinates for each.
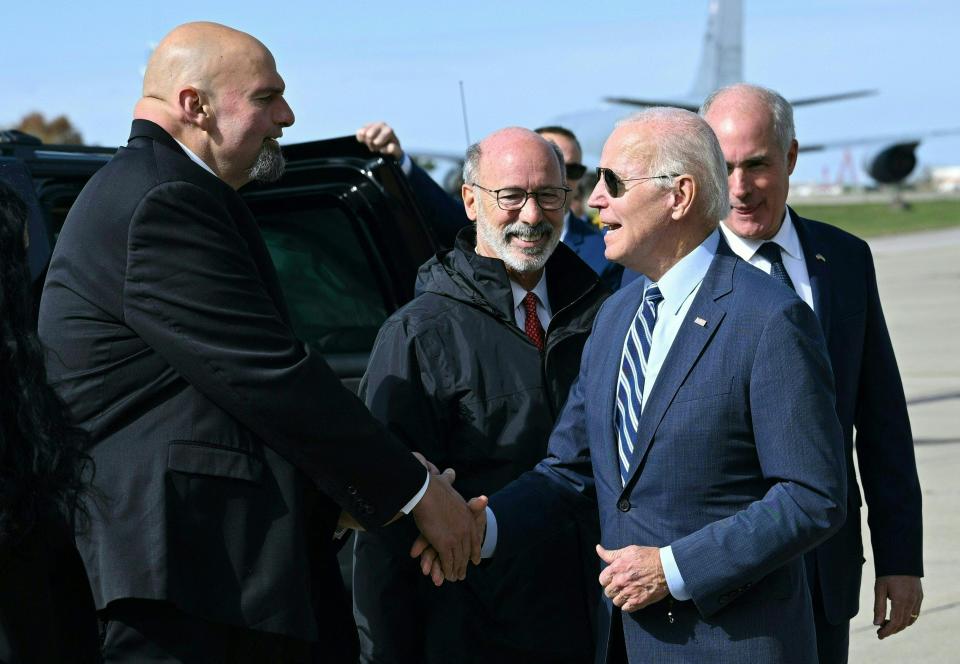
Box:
[864,141,920,184]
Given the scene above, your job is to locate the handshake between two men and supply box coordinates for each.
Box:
[342,451,670,617]
[339,452,488,582]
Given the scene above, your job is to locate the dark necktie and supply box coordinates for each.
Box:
[756,242,795,291]
[522,292,545,351]
[615,283,663,485]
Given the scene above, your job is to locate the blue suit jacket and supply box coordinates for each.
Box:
[491,247,847,663]
[789,210,922,624]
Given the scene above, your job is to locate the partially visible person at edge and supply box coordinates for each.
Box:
[38,21,479,663]
[535,125,631,291]
[701,82,924,664]
[353,127,608,663]
[0,179,99,663]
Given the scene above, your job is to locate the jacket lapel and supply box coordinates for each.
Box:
[791,209,832,338]
[622,253,734,489]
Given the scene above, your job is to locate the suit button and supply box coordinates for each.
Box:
[617,499,630,512]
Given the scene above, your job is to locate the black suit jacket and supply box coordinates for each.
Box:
[38,121,426,652]
[790,210,922,623]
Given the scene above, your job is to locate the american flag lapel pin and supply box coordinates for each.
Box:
[815,253,827,262]
[694,317,707,327]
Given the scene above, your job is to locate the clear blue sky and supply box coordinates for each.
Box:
[4,0,959,184]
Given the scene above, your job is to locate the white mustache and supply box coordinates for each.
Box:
[503,222,553,242]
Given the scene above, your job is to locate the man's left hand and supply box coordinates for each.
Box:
[874,575,923,639]
[596,544,669,613]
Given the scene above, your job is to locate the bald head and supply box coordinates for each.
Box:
[141,23,269,117]
[463,127,564,187]
[461,127,567,289]
[700,83,795,158]
[135,22,294,189]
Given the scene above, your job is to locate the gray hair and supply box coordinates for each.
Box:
[699,83,796,159]
[462,136,566,186]
[616,108,729,224]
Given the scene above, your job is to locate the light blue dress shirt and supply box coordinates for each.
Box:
[641,230,718,601]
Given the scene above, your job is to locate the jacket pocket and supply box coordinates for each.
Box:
[167,441,264,484]
[673,377,733,403]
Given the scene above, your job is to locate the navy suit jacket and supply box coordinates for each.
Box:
[491,245,847,663]
[789,210,922,624]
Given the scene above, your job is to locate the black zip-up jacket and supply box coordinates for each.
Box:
[354,226,609,663]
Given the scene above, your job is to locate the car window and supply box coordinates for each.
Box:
[254,195,390,355]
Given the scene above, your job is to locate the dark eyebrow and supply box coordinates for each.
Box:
[251,86,285,97]
[729,154,769,169]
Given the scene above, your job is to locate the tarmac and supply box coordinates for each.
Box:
[848,227,960,662]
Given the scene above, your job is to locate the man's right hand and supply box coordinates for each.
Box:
[412,496,487,586]
[410,468,482,581]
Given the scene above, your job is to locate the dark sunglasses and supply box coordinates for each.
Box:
[596,167,678,198]
[566,162,587,180]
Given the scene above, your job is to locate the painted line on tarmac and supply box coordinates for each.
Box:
[907,390,960,406]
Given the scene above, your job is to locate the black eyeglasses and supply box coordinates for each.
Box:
[469,183,571,211]
[596,167,678,198]
[566,162,587,180]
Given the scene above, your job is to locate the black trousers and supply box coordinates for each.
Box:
[100,599,313,664]
[809,566,851,664]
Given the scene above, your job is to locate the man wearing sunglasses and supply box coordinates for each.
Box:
[426,108,847,663]
[536,126,626,292]
[702,84,923,664]
[353,127,608,663]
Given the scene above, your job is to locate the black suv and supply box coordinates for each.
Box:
[1,131,439,392]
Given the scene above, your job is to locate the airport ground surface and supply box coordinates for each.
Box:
[849,227,960,662]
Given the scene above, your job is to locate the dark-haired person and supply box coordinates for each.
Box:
[0,179,98,663]
[536,125,626,291]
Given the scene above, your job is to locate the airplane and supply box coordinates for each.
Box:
[550,0,960,188]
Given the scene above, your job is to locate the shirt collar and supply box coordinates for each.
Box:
[719,207,802,261]
[510,269,550,311]
[656,229,719,315]
[173,138,218,178]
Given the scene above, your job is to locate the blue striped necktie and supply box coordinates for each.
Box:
[615,283,664,485]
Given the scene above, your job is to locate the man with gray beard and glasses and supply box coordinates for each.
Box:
[354,127,609,663]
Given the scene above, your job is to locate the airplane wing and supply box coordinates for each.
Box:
[602,97,699,111]
[789,89,877,107]
[603,89,878,112]
[800,127,960,152]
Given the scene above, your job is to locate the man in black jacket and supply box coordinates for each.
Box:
[353,127,609,663]
[38,21,478,663]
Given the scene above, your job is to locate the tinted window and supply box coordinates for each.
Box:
[255,196,389,355]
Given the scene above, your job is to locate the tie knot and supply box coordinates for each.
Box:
[643,284,663,305]
[756,242,784,265]
[523,291,539,312]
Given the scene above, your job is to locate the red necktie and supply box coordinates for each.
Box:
[523,292,545,351]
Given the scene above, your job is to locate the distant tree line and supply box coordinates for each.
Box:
[6,112,83,144]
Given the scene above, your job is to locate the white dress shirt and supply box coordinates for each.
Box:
[719,208,815,313]
[509,271,553,331]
